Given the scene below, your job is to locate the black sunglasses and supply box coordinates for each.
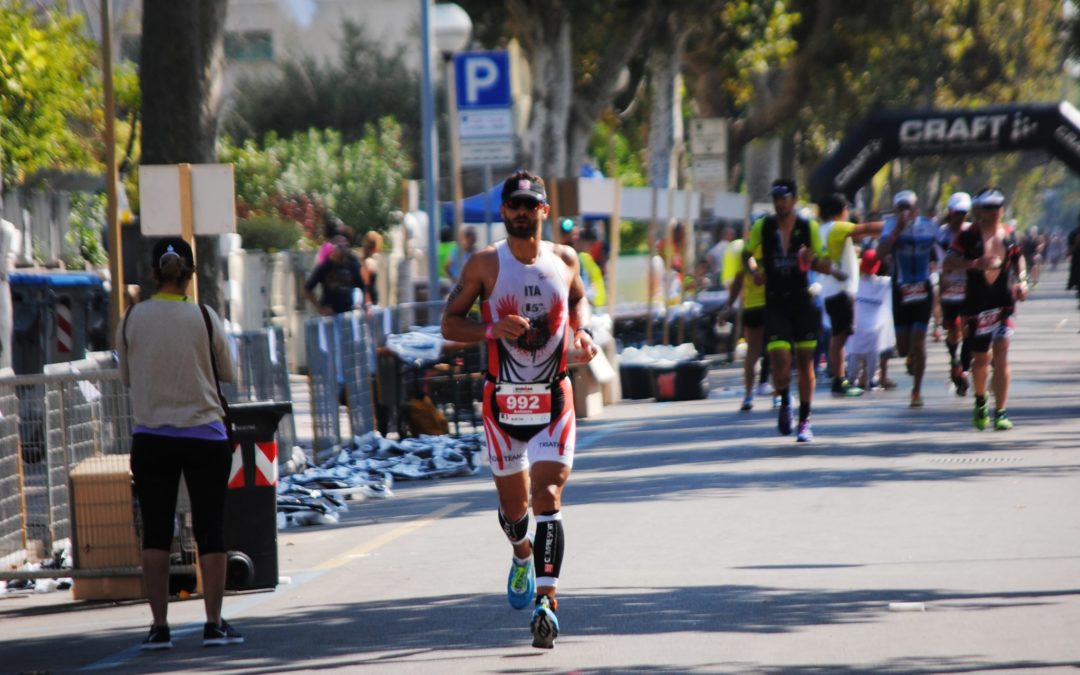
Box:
[506,197,540,211]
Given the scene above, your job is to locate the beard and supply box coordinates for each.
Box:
[505,216,538,239]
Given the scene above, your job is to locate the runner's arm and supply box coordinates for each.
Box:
[558,245,599,361]
[441,248,527,342]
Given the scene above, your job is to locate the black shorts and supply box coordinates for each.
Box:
[941,302,964,327]
[964,308,1015,353]
[743,307,766,329]
[892,281,933,332]
[824,293,854,336]
[765,296,820,351]
[130,433,232,553]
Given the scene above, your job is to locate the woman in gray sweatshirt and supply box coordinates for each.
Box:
[117,236,243,650]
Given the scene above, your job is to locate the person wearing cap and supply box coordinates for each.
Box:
[117,237,244,650]
[936,191,974,396]
[441,169,598,649]
[944,187,1028,431]
[876,189,939,408]
[303,233,366,316]
[744,178,833,442]
[817,193,885,397]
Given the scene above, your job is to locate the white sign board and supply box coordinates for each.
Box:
[576,178,619,215]
[618,188,702,221]
[460,139,515,167]
[690,118,728,156]
[139,164,237,236]
[459,109,514,138]
[192,165,237,234]
[138,166,183,236]
[712,192,751,220]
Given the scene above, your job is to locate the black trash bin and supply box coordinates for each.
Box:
[222,401,292,591]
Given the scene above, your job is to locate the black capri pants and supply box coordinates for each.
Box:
[130,433,232,553]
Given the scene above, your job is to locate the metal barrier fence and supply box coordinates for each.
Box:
[0,367,134,576]
[0,368,22,567]
[0,363,210,582]
[224,326,298,459]
[304,310,381,463]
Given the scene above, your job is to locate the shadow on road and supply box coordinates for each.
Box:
[8,584,1080,673]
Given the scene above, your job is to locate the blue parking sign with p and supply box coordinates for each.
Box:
[454,51,511,110]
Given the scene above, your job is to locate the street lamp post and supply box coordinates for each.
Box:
[419,0,441,303]
[434,4,473,241]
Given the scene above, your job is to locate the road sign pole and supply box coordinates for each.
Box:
[483,163,494,245]
[420,0,441,302]
[178,163,199,301]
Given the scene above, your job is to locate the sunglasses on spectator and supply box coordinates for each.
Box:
[506,197,541,211]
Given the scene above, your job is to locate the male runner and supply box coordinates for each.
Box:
[944,187,1028,431]
[936,192,973,396]
[817,193,884,397]
[876,190,938,408]
[744,179,833,442]
[441,170,598,649]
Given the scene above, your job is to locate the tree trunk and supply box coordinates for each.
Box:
[509,0,659,179]
[140,0,228,311]
[646,18,687,189]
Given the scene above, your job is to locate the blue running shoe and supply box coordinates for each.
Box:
[507,557,535,610]
[530,594,559,649]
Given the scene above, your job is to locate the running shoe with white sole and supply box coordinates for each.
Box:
[740,395,753,412]
[507,557,535,610]
[756,382,772,397]
[140,624,172,651]
[796,420,813,443]
[530,594,559,649]
[777,404,792,436]
[203,619,244,647]
[973,402,990,430]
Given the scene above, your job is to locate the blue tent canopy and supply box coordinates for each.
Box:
[441,184,504,226]
[441,165,611,226]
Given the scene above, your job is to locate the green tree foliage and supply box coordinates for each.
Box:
[218,119,412,241]
[223,22,420,162]
[0,3,101,184]
[236,215,303,252]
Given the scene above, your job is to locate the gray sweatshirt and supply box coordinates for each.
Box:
[117,298,235,428]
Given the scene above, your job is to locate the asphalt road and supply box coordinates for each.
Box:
[3,269,1079,674]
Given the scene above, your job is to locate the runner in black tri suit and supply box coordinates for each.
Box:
[442,170,598,649]
[944,187,1028,431]
[744,178,834,442]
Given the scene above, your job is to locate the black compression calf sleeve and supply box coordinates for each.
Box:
[498,509,530,546]
[534,511,564,586]
[960,339,972,372]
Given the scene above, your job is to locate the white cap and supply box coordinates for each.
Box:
[974,188,1005,208]
[893,190,917,208]
[947,192,972,212]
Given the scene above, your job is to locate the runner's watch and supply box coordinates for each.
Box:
[575,326,594,339]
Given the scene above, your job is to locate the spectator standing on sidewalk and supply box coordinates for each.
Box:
[817,193,884,397]
[117,237,243,650]
[303,234,367,316]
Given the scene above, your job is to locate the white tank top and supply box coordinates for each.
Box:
[482,240,571,384]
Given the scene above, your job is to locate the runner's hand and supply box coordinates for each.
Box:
[574,330,600,362]
[832,269,849,282]
[751,268,766,286]
[493,315,530,340]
